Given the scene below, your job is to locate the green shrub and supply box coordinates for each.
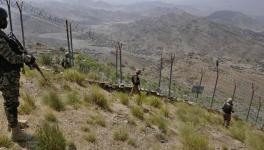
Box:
[148,115,168,133]
[118,93,129,106]
[43,91,64,112]
[66,92,81,109]
[180,124,209,150]
[149,96,162,108]
[87,114,106,127]
[24,65,36,79]
[135,93,146,106]
[229,121,247,142]
[128,138,137,147]
[246,130,264,150]
[0,135,13,148]
[81,126,90,132]
[131,106,144,120]
[176,103,222,126]
[45,111,57,122]
[18,92,36,115]
[88,85,110,110]
[39,53,53,66]
[36,122,66,150]
[113,128,129,142]
[38,77,51,88]
[87,72,100,81]
[64,69,86,86]
[160,106,169,118]
[84,133,97,143]
[67,142,77,150]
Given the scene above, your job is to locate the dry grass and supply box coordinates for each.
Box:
[18,92,36,115]
[39,53,53,66]
[84,133,97,143]
[147,115,168,133]
[229,120,247,142]
[24,65,36,79]
[175,102,222,126]
[246,130,264,150]
[131,106,144,120]
[116,92,129,106]
[81,126,90,132]
[87,72,100,81]
[113,128,129,142]
[64,69,86,86]
[127,138,137,147]
[0,135,14,148]
[43,91,65,112]
[148,96,163,108]
[87,114,106,127]
[35,122,66,150]
[86,85,110,110]
[66,91,82,109]
[160,105,169,118]
[179,123,209,150]
[44,111,57,123]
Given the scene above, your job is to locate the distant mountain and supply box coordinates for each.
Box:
[110,12,264,62]
[121,1,174,12]
[208,10,264,32]
[29,1,138,25]
[141,7,184,17]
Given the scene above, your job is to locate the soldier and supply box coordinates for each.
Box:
[0,7,34,142]
[130,70,141,96]
[222,98,234,128]
[61,52,71,69]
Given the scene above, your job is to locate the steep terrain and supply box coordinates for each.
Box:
[0,57,263,150]
[208,11,264,32]
[109,12,264,63]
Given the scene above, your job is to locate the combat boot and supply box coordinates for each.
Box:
[11,126,33,142]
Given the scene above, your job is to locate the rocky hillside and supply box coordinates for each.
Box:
[208,11,264,32]
[110,12,264,62]
[0,53,263,150]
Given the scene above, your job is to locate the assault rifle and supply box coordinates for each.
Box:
[8,32,48,82]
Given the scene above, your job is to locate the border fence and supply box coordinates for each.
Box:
[1,0,263,130]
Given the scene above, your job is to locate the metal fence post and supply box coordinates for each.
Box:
[168,54,175,98]
[158,53,163,90]
[210,60,219,109]
[196,69,204,98]
[256,97,262,123]
[232,81,237,101]
[65,20,71,64]
[5,0,13,32]
[69,22,74,66]
[118,42,123,84]
[246,83,255,122]
[16,1,25,48]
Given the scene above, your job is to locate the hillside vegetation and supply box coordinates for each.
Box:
[0,54,263,150]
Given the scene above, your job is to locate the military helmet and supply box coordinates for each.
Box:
[65,52,70,57]
[0,7,8,18]
[136,69,141,75]
[227,98,233,104]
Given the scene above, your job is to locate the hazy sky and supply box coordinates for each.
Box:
[28,0,264,16]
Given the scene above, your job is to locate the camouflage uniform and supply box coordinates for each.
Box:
[0,30,24,128]
[130,70,141,96]
[61,52,71,69]
[222,98,234,128]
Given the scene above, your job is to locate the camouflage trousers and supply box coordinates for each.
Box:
[129,85,140,96]
[0,70,20,128]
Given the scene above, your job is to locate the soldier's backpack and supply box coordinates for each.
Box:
[222,103,232,114]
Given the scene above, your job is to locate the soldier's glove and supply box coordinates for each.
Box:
[23,54,36,66]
